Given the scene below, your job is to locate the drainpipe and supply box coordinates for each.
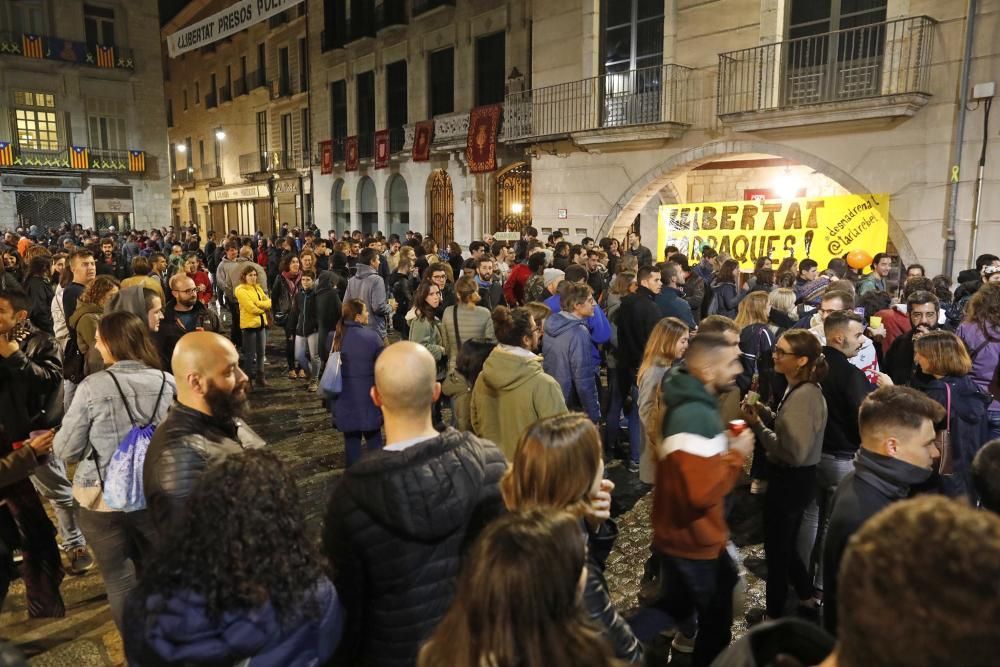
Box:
[944,0,978,278]
[969,96,992,263]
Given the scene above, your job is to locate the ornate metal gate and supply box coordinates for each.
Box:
[496,162,531,233]
[15,191,71,232]
[429,169,454,248]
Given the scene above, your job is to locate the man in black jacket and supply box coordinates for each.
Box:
[323,342,506,667]
[156,274,222,367]
[143,332,265,540]
[822,386,943,634]
[474,256,504,312]
[655,261,696,328]
[884,290,940,385]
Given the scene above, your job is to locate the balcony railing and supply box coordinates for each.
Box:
[173,168,194,184]
[194,163,220,181]
[219,86,232,104]
[270,77,294,99]
[388,126,406,153]
[376,0,407,31]
[321,24,347,51]
[234,78,247,97]
[0,144,145,173]
[0,32,135,70]
[239,152,268,175]
[717,16,935,117]
[346,16,375,43]
[273,147,310,170]
[205,91,217,109]
[502,63,693,142]
[412,0,454,17]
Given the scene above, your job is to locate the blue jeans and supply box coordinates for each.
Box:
[656,550,738,667]
[242,327,266,376]
[604,367,625,454]
[345,430,383,467]
[797,453,855,590]
[30,457,85,551]
[989,408,1000,442]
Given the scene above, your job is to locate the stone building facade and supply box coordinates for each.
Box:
[0,0,169,233]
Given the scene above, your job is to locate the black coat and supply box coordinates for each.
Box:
[23,275,54,334]
[820,346,874,457]
[155,301,222,369]
[616,286,662,374]
[315,273,343,363]
[585,520,644,662]
[654,286,695,329]
[0,325,63,441]
[884,329,917,385]
[322,429,506,667]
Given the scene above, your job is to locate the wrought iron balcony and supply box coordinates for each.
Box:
[717,16,935,129]
[234,78,247,97]
[0,32,134,70]
[412,0,454,17]
[172,168,194,184]
[205,91,217,109]
[0,143,146,173]
[376,0,407,31]
[321,24,347,51]
[502,63,694,144]
[219,86,232,104]
[239,151,268,175]
[194,163,220,181]
[388,126,406,153]
[345,16,375,43]
[272,147,310,170]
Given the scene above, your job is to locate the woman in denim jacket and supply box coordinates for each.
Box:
[53,311,175,635]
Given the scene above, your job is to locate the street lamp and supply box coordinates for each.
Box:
[215,128,226,141]
[176,144,186,153]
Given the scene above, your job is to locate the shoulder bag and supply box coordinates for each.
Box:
[936,383,953,477]
[442,306,469,397]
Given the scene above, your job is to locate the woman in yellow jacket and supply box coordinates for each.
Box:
[234,264,272,386]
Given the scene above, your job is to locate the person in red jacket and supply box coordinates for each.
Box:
[502,241,534,306]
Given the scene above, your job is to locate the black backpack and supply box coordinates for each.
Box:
[63,327,86,384]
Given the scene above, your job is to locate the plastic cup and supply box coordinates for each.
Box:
[869,316,883,328]
[28,430,49,440]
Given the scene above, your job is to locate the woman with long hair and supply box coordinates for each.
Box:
[636,317,690,484]
[767,287,798,336]
[22,255,54,334]
[441,276,496,431]
[123,450,343,665]
[912,331,991,500]
[471,306,567,457]
[271,253,304,379]
[957,284,1000,440]
[0,249,22,290]
[776,257,799,277]
[735,291,776,396]
[235,264,272,387]
[389,255,418,338]
[500,415,643,663]
[709,259,741,318]
[742,330,828,621]
[408,279,447,425]
[419,509,625,667]
[333,299,384,466]
[53,311,175,634]
[69,275,120,376]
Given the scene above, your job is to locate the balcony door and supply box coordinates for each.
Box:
[600,0,664,127]
[784,0,888,105]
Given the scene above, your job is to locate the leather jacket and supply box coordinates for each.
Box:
[143,402,265,538]
[585,519,644,663]
[0,323,64,441]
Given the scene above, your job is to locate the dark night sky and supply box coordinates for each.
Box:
[158,0,190,27]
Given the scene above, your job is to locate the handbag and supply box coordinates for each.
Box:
[936,383,953,477]
[442,306,469,397]
[318,334,343,398]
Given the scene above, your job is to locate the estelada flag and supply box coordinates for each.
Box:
[345,136,359,172]
[0,142,12,166]
[412,121,434,162]
[466,104,502,174]
[128,150,145,172]
[320,140,333,174]
[22,34,43,59]
[70,146,89,169]
[96,45,115,68]
[374,130,390,169]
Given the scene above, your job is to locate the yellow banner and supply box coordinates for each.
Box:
[657,193,890,269]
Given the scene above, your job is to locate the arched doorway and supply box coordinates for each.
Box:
[332,178,349,237]
[429,169,454,248]
[358,176,377,236]
[495,162,531,234]
[387,174,409,238]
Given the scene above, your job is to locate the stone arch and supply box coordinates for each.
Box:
[597,139,915,263]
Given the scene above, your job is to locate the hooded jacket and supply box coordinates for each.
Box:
[470,347,568,458]
[344,264,391,340]
[68,300,105,376]
[652,365,745,560]
[542,312,601,422]
[710,617,834,667]
[322,429,507,667]
[314,272,342,363]
[542,292,612,367]
[123,577,344,667]
[822,449,932,634]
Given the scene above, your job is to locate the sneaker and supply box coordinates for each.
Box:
[67,546,95,575]
[307,379,318,393]
[671,630,697,654]
[627,460,640,473]
[297,369,307,379]
[750,478,769,495]
[288,370,297,379]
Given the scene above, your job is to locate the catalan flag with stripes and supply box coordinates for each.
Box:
[128,150,145,173]
[96,45,115,69]
[70,146,89,169]
[0,142,12,167]
[22,34,43,59]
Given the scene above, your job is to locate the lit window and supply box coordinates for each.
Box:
[14,90,58,150]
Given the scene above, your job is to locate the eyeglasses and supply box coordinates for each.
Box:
[773,348,792,358]
[176,288,198,294]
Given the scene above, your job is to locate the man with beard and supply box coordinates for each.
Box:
[883,290,940,385]
[155,274,221,366]
[95,237,129,280]
[143,332,265,540]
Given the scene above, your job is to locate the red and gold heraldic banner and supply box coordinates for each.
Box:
[374,130,390,169]
[412,121,434,162]
[344,136,359,172]
[466,104,502,174]
[320,140,333,174]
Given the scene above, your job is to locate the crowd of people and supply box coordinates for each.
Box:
[1,220,1000,667]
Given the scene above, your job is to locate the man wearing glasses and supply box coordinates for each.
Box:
[156,274,221,366]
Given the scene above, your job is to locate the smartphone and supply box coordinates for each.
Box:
[853,307,867,318]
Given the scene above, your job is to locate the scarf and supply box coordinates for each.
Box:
[854,448,932,500]
[282,271,300,299]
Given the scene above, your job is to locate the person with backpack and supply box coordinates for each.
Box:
[53,311,175,634]
[708,259,741,319]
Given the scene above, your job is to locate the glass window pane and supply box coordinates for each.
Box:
[605,0,631,28]
[636,18,664,59]
[637,0,664,20]
[790,0,831,26]
[604,26,631,66]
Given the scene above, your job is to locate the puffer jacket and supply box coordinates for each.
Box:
[322,429,507,667]
[143,403,266,539]
[235,283,271,330]
[123,577,344,667]
[542,312,601,423]
[0,323,63,441]
[54,361,175,494]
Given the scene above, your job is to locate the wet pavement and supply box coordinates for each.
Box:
[1,342,772,666]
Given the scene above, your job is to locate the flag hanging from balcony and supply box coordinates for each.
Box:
[345,136,359,171]
[70,146,89,169]
[466,104,502,174]
[412,121,434,162]
[374,130,390,169]
[128,150,145,172]
[22,34,44,59]
[96,45,115,68]
[320,140,333,174]
[0,142,12,167]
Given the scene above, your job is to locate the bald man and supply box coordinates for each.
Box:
[143,332,265,538]
[322,341,507,667]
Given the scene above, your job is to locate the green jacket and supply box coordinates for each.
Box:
[408,316,446,380]
[470,347,567,458]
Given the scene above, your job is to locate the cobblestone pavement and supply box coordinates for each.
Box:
[1,345,770,666]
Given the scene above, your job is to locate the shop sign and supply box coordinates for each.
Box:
[94,197,133,213]
[208,183,269,202]
[166,0,305,58]
[658,193,890,269]
[274,179,299,195]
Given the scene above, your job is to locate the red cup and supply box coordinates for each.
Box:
[728,419,748,436]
